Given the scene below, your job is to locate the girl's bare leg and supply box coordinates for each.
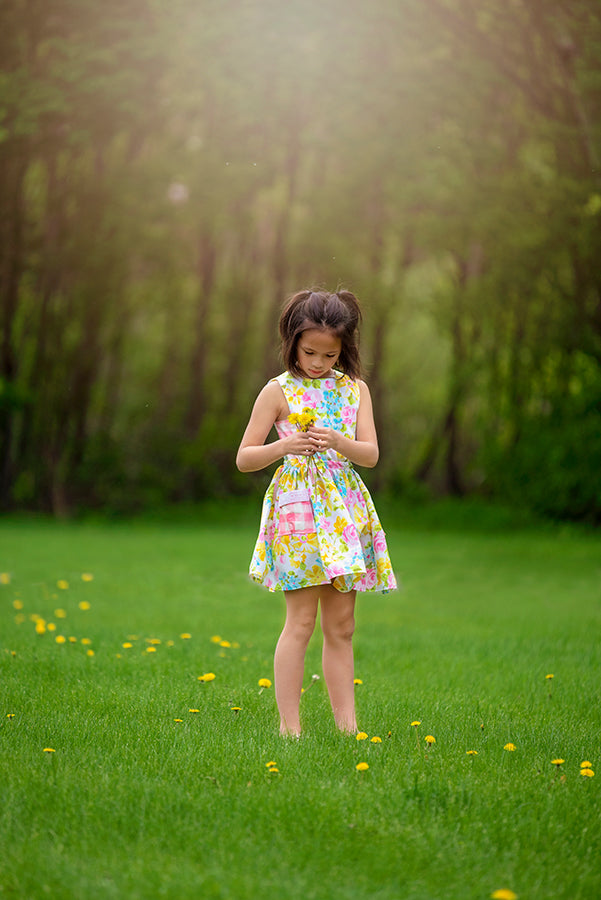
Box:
[274,586,320,736]
[320,584,358,733]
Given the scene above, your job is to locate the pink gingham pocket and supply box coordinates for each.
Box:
[276,488,315,535]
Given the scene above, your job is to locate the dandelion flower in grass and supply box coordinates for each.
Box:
[13,599,23,610]
[581,768,594,777]
[265,761,277,768]
[81,638,91,646]
[6,713,15,719]
[268,767,280,774]
[147,638,161,645]
[231,707,242,713]
[35,620,47,635]
[146,646,157,653]
[353,678,363,685]
[210,635,222,644]
[580,761,592,769]
[68,636,77,643]
[371,736,382,743]
[122,642,133,649]
[47,623,56,632]
[78,601,91,611]
[0,572,10,585]
[57,580,69,590]
[356,732,368,741]
[81,573,94,582]
[43,748,55,753]
[174,718,183,723]
[55,635,66,645]
[491,891,518,900]
[410,721,421,727]
[220,640,231,648]
[54,608,67,619]
[504,743,516,752]
[86,649,95,657]
[545,673,554,680]
[258,678,272,689]
[180,633,191,640]
[425,735,436,745]
[467,750,478,756]
[189,709,200,714]
[551,759,565,767]
[198,673,216,682]
[356,762,369,772]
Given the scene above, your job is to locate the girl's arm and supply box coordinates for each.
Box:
[236,381,321,473]
[307,380,379,468]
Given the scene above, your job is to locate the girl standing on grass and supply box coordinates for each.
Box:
[236,289,396,736]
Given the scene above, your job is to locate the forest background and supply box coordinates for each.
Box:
[1,0,600,522]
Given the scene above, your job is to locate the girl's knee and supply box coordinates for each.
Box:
[322,610,355,643]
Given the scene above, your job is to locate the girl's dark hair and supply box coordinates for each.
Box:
[279,289,363,379]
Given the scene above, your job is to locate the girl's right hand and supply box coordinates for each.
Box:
[284,431,318,457]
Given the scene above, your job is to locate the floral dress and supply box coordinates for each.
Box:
[249,371,397,593]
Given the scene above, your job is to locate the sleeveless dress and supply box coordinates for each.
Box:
[249,371,397,593]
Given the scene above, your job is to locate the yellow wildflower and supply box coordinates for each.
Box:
[491,891,518,900]
[189,709,200,713]
[43,748,56,753]
[78,601,91,611]
[55,635,66,645]
[6,713,15,719]
[68,636,77,643]
[580,761,592,768]
[356,732,368,741]
[467,750,478,756]
[35,620,47,635]
[410,720,421,727]
[54,609,67,619]
[353,678,363,685]
[288,408,316,431]
[231,707,242,712]
[425,735,436,744]
[504,743,516,751]
[122,642,133,649]
[198,673,216,682]
[0,573,10,585]
[81,573,94,581]
[258,678,272,689]
[545,673,554,680]
[551,759,565,767]
[356,762,369,771]
[86,649,94,657]
[371,736,382,743]
[13,599,23,610]
[146,646,156,653]
[46,623,56,632]
[174,718,183,723]
[220,640,231,648]
[180,633,191,640]
[57,580,69,590]
[81,638,91,646]
[265,761,277,768]
[581,768,594,777]
[210,635,222,643]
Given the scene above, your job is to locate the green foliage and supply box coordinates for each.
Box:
[1,516,600,899]
[0,0,600,519]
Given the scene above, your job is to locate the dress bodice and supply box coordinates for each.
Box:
[272,371,361,465]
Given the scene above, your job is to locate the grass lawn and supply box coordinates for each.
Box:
[1,502,600,900]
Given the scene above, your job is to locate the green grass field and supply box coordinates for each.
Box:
[1,503,600,900]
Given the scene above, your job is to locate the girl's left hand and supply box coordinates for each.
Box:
[306,425,340,453]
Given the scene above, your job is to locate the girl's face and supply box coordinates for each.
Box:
[296,328,341,379]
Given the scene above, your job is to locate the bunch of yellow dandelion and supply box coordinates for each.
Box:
[580,761,594,777]
[288,408,317,431]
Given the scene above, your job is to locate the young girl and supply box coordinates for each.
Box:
[236,289,396,736]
